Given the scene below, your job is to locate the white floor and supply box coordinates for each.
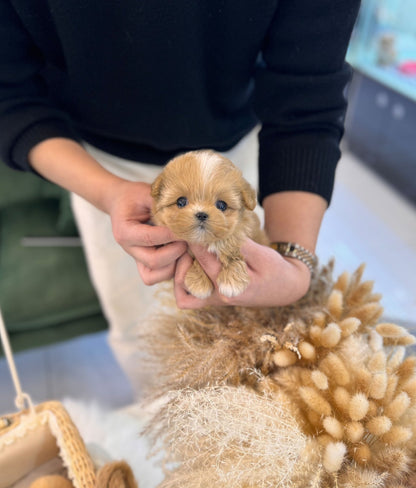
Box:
[318,145,416,326]
[0,330,134,414]
[1,147,416,415]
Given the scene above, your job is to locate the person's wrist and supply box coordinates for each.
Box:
[263,191,326,255]
[283,254,311,277]
[281,256,312,298]
[269,241,317,275]
[101,177,131,215]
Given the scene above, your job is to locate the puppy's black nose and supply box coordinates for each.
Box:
[195,212,209,222]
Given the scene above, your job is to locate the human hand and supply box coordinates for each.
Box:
[109,180,187,285]
[27,138,187,285]
[173,238,312,309]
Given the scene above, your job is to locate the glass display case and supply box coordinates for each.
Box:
[348,0,416,102]
[344,0,416,206]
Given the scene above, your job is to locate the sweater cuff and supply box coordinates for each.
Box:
[11,119,80,172]
[258,131,341,206]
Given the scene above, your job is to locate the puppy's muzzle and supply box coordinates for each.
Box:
[195,212,209,222]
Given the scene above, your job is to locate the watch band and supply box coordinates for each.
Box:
[270,242,317,274]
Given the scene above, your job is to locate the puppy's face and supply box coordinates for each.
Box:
[151,150,256,245]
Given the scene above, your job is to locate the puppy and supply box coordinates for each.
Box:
[151,150,268,299]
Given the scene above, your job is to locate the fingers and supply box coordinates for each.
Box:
[179,240,268,308]
[175,245,224,308]
[108,182,189,286]
[174,239,312,309]
[190,239,272,277]
[173,253,211,309]
[173,252,232,309]
[173,253,196,305]
[132,240,187,269]
[188,244,222,277]
[113,220,187,285]
[113,221,177,248]
[137,261,177,286]
[134,241,187,285]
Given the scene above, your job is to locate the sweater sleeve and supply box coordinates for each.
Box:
[0,1,79,172]
[254,0,360,205]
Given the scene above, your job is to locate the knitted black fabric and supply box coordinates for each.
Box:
[0,0,360,204]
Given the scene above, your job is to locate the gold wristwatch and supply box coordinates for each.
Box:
[270,242,317,274]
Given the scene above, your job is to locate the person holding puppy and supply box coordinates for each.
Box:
[0,1,360,391]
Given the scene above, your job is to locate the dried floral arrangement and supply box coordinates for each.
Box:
[142,262,416,488]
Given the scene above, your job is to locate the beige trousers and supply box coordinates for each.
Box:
[71,129,261,396]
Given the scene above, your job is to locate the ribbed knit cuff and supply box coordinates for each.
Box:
[11,118,81,172]
[258,131,341,206]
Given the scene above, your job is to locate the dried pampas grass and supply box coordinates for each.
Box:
[144,385,317,488]
[269,267,416,484]
[142,262,416,488]
[141,262,335,395]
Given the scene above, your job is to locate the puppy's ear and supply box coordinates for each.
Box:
[151,173,164,200]
[241,179,257,210]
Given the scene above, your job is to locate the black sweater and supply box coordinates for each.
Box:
[0,0,360,203]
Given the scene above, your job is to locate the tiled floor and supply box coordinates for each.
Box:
[1,147,416,415]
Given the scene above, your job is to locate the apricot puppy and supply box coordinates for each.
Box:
[151,150,267,298]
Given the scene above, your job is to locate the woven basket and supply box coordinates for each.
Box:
[0,401,96,488]
[0,308,138,488]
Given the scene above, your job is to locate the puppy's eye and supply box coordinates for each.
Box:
[215,200,228,211]
[176,196,188,208]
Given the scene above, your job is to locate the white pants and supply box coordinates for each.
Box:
[71,129,261,396]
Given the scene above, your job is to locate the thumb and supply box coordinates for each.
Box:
[188,243,222,278]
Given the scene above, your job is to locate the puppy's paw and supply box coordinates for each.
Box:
[185,261,214,299]
[217,261,249,298]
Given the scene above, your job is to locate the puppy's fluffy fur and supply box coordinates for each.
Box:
[151,150,268,298]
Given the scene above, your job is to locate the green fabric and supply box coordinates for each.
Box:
[0,198,107,351]
[6,316,107,353]
[56,192,79,235]
[0,161,61,210]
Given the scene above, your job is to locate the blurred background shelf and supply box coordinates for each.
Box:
[346,0,416,206]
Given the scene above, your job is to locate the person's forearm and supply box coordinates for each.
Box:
[262,191,327,253]
[28,137,127,214]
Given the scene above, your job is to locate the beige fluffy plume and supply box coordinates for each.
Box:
[142,263,416,487]
[142,263,335,394]
[144,385,319,488]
